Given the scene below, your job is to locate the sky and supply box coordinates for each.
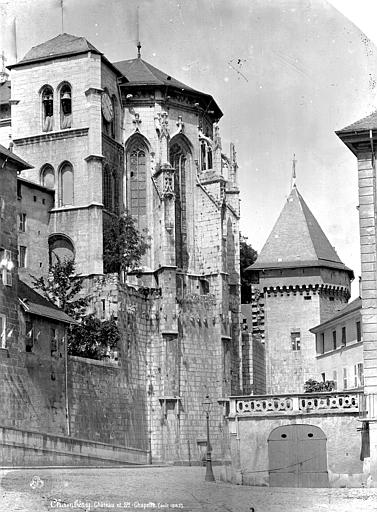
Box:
[1,0,377,298]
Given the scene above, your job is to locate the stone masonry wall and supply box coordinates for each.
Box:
[357,151,377,393]
[0,160,19,350]
[17,180,54,286]
[264,291,321,394]
[68,356,148,450]
[149,292,227,463]
[227,413,363,487]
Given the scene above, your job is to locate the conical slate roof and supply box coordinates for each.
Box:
[250,187,352,274]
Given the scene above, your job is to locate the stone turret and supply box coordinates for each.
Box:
[248,186,353,394]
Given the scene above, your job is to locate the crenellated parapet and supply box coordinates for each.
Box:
[264,283,351,300]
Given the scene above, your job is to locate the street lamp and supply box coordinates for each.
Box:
[202,395,215,482]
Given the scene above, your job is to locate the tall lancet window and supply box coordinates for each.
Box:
[40,164,55,189]
[200,139,213,171]
[41,86,54,132]
[103,165,119,213]
[170,141,189,270]
[127,137,148,229]
[59,162,74,206]
[103,165,113,211]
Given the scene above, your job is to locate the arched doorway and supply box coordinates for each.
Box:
[268,424,329,488]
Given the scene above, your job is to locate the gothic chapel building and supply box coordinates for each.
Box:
[4,33,241,463]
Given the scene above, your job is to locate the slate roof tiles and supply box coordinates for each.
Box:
[250,187,352,274]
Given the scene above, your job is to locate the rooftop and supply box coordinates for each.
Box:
[18,280,75,325]
[0,143,32,170]
[249,187,352,276]
[0,80,11,105]
[336,110,377,134]
[9,33,101,68]
[114,57,222,118]
[310,297,361,333]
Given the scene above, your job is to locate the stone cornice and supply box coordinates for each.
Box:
[14,127,89,146]
[85,87,104,97]
[84,154,105,163]
[0,118,11,127]
[50,202,102,214]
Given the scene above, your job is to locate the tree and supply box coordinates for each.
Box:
[103,210,150,275]
[240,233,258,303]
[32,258,120,360]
[304,379,336,393]
[32,258,88,319]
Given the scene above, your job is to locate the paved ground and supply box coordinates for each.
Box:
[1,466,377,512]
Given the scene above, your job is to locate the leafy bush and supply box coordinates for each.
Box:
[103,210,150,274]
[304,379,335,393]
[68,314,120,360]
[32,258,120,360]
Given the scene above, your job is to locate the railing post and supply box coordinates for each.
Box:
[229,398,236,417]
[292,396,300,413]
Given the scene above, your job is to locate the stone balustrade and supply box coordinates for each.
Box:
[229,391,363,418]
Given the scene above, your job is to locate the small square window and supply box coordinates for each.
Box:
[342,326,346,346]
[18,213,26,232]
[2,268,12,287]
[332,370,337,390]
[0,314,6,348]
[332,330,337,350]
[18,246,27,268]
[356,321,362,342]
[343,367,348,390]
[25,319,34,352]
[291,331,301,351]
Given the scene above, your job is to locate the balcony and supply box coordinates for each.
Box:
[229,391,363,418]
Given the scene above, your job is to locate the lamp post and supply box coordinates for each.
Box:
[202,395,215,482]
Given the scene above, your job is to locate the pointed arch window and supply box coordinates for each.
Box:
[111,95,117,139]
[170,141,189,270]
[40,164,55,189]
[60,83,72,129]
[103,165,118,212]
[59,162,74,206]
[41,85,54,132]
[200,139,213,171]
[127,141,147,222]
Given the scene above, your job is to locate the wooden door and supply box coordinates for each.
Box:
[268,424,329,487]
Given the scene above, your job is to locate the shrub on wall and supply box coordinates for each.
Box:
[304,378,336,393]
[240,233,258,303]
[32,259,120,360]
[103,210,150,275]
[68,314,120,360]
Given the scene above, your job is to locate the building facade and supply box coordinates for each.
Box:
[311,297,363,391]
[337,112,377,485]
[2,33,241,463]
